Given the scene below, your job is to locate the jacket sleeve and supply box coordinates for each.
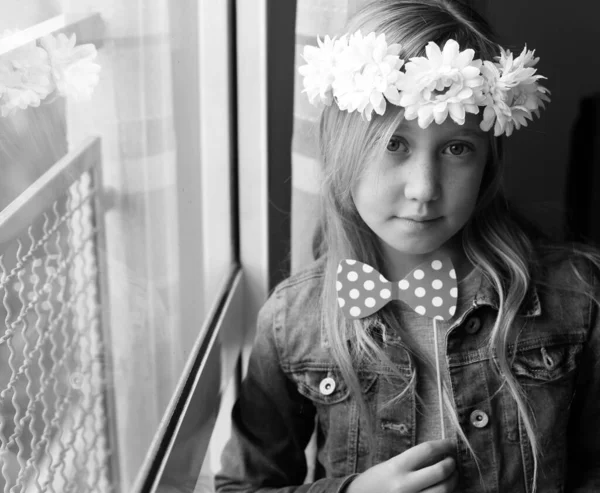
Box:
[214,291,358,493]
[566,264,600,492]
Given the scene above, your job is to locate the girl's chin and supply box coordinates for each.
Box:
[384,240,448,257]
[382,233,463,258]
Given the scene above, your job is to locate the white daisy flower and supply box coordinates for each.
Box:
[330,31,405,121]
[297,31,550,137]
[298,34,348,108]
[480,46,550,136]
[396,39,484,128]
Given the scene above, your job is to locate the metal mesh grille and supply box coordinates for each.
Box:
[0,171,111,492]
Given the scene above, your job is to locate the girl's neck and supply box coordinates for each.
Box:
[380,236,474,282]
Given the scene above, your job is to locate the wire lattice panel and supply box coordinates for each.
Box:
[0,143,112,492]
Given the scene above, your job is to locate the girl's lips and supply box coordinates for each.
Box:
[398,216,441,222]
[396,216,442,230]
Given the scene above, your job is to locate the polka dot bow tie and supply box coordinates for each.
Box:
[336,256,458,321]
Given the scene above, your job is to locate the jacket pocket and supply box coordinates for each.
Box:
[504,331,586,491]
[511,332,585,383]
[287,365,377,475]
[288,365,377,403]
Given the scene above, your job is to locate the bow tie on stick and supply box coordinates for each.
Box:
[336,255,459,438]
[336,257,458,321]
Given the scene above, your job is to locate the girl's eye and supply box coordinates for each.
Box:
[444,143,473,156]
[387,136,408,153]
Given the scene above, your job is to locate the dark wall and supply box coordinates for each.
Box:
[476,0,600,238]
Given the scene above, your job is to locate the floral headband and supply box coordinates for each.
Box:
[0,30,101,117]
[298,31,550,137]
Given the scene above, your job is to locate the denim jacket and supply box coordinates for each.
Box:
[215,252,600,493]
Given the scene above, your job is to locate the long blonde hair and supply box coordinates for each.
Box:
[313,0,599,490]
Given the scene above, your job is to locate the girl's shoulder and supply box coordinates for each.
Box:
[271,255,327,296]
[260,255,330,364]
[533,239,600,272]
[531,239,600,297]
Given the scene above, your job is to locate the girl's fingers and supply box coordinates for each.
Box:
[407,456,456,491]
[395,439,455,471]
[419,468,459,493]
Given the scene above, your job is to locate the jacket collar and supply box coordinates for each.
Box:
[320,264,542,348]
[472,271,542,317]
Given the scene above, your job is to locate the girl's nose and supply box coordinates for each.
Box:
[403,157,440,203]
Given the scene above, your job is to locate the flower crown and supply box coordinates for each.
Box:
[298,31,550,137]
[0,30,101,117]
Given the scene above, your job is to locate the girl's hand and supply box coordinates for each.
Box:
[345,439,458,493]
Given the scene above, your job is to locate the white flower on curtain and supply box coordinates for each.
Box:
[40,32,101,101]
[0,29,52,116]
[0,29,101,116]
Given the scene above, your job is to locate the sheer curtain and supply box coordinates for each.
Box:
[58,1,182,490]
[291,0,371,273]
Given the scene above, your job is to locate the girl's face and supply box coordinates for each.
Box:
[352,114,489,270]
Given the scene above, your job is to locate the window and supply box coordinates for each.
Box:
[0,0,272,491]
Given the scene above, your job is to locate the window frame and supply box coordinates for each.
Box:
[139,0,273,490]
[140,0,300,488]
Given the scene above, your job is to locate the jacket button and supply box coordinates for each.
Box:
[319,377,336,395]
[465,317,482,334]
[470,409,489,428]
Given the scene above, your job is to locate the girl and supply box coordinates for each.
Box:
[215,0,600,492]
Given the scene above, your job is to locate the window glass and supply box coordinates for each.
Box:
[0,0,234,491]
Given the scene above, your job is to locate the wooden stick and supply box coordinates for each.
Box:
[433,318,445,439]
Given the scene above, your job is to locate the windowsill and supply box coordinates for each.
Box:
[0,12,104,55]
